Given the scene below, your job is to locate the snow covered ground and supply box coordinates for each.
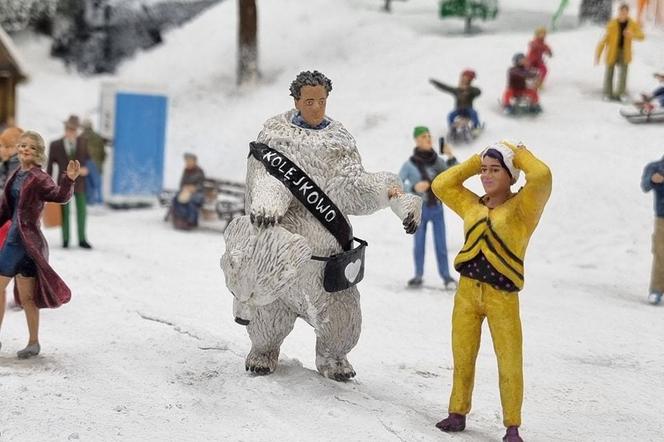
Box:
[2,0,664,440]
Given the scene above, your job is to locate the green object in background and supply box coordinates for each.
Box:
[61,193,88,245]
[439,0,499,20]
[551,0,570,31]
[439,0,499,33]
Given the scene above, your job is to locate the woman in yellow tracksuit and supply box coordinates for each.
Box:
[431,141,552,442]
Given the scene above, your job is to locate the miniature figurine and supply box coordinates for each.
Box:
[399,126,458,290]
[430,70,482,142]
[595,3,645,101]
[526,27,553,89]
[641,155,664,305]
[502,53,542,115]
[47,115,92,249]
[0,131,79,358]
[221,70,422,381]
[432,141,552,442]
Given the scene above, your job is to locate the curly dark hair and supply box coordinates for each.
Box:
[289,70,333,100]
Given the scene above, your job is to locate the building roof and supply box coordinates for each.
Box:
[0,25,28,82]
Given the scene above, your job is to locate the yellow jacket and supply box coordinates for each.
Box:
[596,18,644,65]
[431,143,552,290]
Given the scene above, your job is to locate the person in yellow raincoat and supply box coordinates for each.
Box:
[432,141,552,442]
[595,3,645,101]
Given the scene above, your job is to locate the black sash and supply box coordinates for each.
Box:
[249,142,367,292]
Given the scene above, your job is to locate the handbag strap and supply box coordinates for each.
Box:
[249,142,353,251]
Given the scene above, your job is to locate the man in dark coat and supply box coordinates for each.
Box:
[47,115,92,249]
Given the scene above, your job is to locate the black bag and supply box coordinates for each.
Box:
[312,237,367,292]
[249,142,368,293]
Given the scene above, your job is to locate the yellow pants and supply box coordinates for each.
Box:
[448,276,523,427]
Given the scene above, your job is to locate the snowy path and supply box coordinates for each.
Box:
[1,207,662,441]
[3,0,664,440]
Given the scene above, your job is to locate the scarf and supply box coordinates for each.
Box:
[410,147,438,206]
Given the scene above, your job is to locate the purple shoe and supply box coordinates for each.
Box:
[435,413,466,432]
[503,426,523,442]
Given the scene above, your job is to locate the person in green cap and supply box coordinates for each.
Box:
[399,126,458,289]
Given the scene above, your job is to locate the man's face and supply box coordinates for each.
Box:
[415,132,433,150]
[0,137,18,160]
[185,158,197,169]
[618,7,629,21]
[65,126,78,140]
[294,85,328,127]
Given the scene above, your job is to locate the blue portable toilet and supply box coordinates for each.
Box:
[99,82,168,206]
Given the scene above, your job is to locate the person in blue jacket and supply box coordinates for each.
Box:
[399,127,458,289]
[641,155,664,305]
[639,71,664,112]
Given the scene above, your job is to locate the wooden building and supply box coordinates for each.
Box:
[0,26,28,127]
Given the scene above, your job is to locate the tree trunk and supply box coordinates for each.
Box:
[384,0,392,12]
[464,16,472,34]
[238,0,258,86]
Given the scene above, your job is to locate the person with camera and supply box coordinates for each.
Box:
[399,126,458,290]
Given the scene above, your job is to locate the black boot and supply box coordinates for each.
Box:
[79,240,93,249]
[407,277,423,288]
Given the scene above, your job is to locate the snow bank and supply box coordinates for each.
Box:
[4,0,664,440]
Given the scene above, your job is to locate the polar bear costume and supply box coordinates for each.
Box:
[222,109,421,381]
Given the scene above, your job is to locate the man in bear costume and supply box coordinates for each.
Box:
[221,71,421,381]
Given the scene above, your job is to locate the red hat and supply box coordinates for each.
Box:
[461,69,476,80]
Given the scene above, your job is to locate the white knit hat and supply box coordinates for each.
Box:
[481,142,521,183]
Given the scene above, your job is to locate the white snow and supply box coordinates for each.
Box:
[2,0,664,440]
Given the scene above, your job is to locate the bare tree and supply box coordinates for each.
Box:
[238,0,258,85]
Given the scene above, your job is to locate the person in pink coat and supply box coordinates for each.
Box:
[0,131,80,359]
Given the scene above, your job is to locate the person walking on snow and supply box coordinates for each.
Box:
[399,126,458,289]
[641,155,664,305]
[430,70,482,131]
[432,141,552,442]
[526,27,553,89]
[595,3,645,101]
[0,131,80,359]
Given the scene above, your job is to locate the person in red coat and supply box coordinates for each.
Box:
[0,131,80,359]
[526,27,553,89]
